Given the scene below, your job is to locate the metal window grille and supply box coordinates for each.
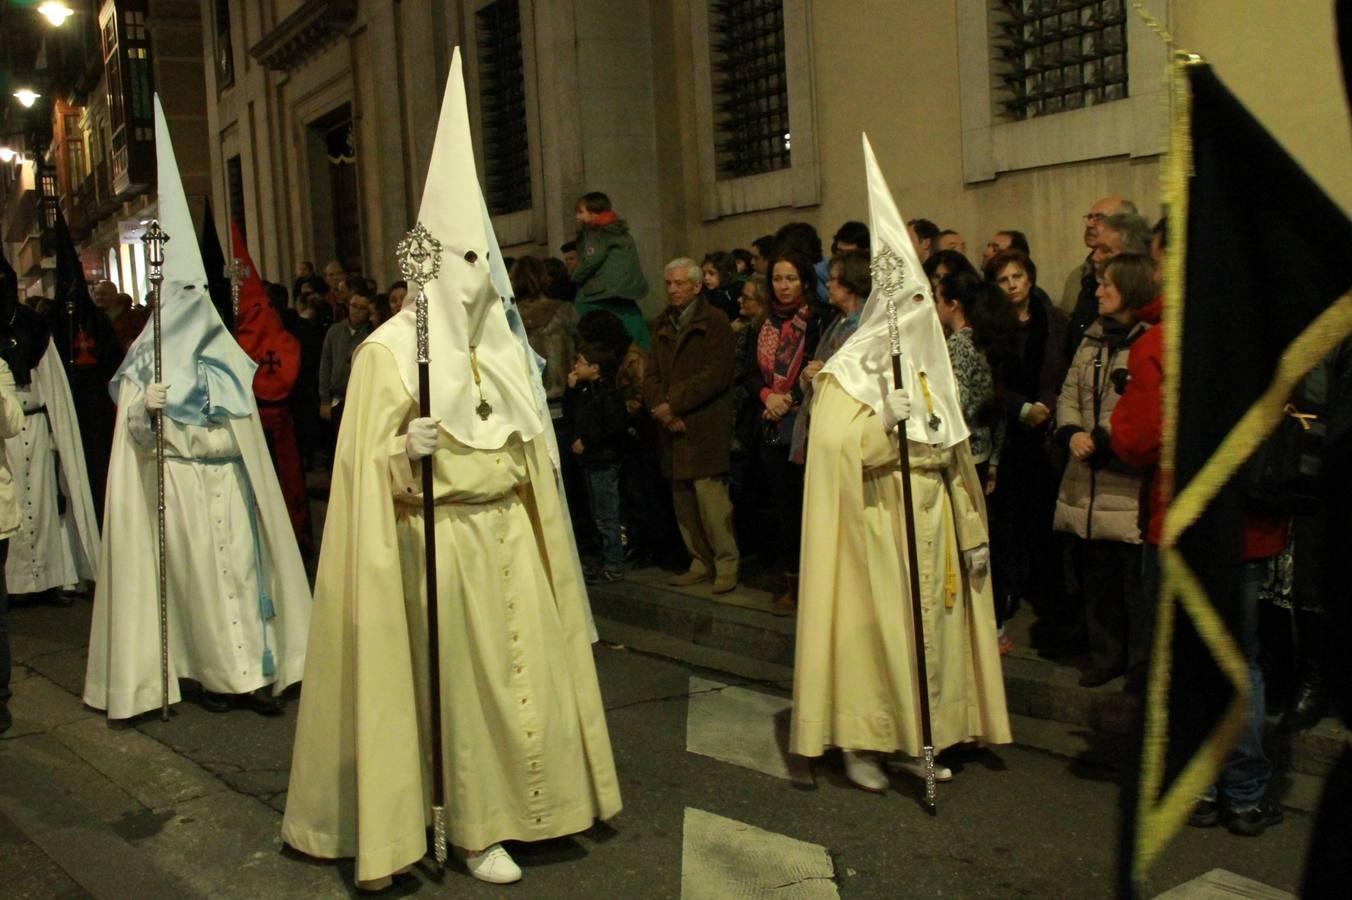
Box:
[709,0,790,180]
[227,155,246,243]
[991,0,1128,121]
[475,0,531,216]
[214,0,234,90]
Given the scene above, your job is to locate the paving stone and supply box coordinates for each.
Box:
[681,807,837,899]
[54,716,227,811]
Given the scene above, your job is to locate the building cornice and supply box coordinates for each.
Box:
[250,0,357,73]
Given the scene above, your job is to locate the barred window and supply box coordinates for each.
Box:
[475,0,531,216]
[227,155,246,243]
[991,0,1128,122]
[708,0,790,180]
[214,0,234,91]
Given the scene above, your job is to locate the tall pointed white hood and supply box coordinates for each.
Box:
[110,95,256,425]
[366,48,542,449]
[821,134,967,449]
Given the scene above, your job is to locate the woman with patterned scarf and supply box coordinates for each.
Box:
[757,250,821,615]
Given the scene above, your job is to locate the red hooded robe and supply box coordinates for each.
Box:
[229,221,312,559]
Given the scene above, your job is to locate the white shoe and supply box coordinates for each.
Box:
[463,843,522,885]
[841,749,888,792]
[885,753,953,782]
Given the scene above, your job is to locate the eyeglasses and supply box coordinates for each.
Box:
[1083,212,1107,223]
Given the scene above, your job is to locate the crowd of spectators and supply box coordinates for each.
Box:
[77,187,1319,839]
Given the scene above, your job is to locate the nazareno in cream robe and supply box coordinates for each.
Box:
[790,375,1012,758]
[281,343,621,884]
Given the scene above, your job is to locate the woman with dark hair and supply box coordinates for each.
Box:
[757,251,821,614]
[543,257,577,302]
[1054,252,1155,687]
[512,256,578,420]
[790,250,870,467]
[936,271,1014,486]
[515,255,589,550]
[923,248,978,285]
[701,251,740,321]
[984,248,1069,640]
[731,248,752,279]
[937,269,1018,649]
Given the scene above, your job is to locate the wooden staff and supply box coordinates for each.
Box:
[885,286,938,813]
[396,223,447,866]
[141,220,171,722]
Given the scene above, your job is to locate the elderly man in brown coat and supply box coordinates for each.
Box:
[643,257,739,593]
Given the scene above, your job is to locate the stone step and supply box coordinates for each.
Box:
[587,569,1348,780]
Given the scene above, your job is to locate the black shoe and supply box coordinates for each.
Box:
[0,703,12,735]
[1279,678,1329,733]
[199,690,232,714]
[1223,798,1283,837]
[1078,667,1123,688]
[586,569,624,585]
[245,688,284,716]
[1187,798,1220,828]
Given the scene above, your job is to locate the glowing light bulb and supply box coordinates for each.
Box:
[0,147,15,163]
[39,3,75,27]
[14,89,41,108]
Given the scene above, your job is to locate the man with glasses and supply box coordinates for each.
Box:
[1059,196,1137,316]
[318,286,374,442]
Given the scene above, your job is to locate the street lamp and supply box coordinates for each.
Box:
[13,89,41,108]
[38,3,75,27]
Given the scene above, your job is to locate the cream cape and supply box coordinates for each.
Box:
[3,341,100,592]
[790,376,1011,756]
[822,134,967,449]
[281,343,621,884]
[83,378,311,719]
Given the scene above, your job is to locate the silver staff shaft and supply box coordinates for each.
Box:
[142,220,171,722]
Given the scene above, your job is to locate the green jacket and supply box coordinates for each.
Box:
[571,220,648,302]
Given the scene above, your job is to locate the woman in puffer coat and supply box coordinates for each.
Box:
[1053,253,1156,689]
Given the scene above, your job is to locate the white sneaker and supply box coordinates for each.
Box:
[463,843,522,885]
[885,753,953,782]
[841,749,888,792]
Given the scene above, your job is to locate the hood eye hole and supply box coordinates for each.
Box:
[463,250,478,264]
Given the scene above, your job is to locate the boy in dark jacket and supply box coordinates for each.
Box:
[567,343,629,582]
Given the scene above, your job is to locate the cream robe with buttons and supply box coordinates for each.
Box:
[790,376,1012,757]
[282,343,621,885]
[83,380,311,719]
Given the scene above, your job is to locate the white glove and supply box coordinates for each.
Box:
[964,544,990,578]
[144,383,169,412]
[404,416,440,461]
[880,388,911,432]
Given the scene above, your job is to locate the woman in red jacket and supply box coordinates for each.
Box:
[1110,218,1284,838]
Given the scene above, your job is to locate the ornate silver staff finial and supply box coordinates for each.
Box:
[226,256,252,317]
[396,222,443,367]
[142,220,170,280]
[871,243,906,358]
[872,242,940,432]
